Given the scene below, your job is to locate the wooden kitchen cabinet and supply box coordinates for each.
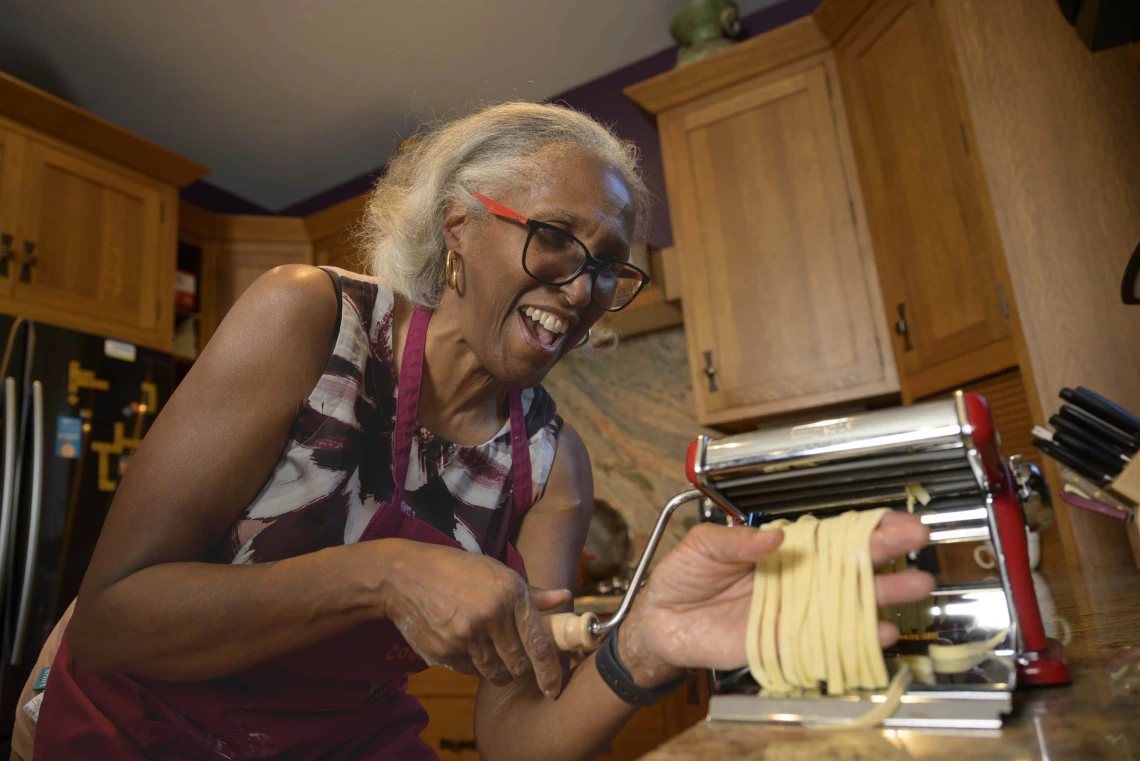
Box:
[178,205,314,352]
[635,49,898,426]
[212,239,312,319]
[313,229,365,273]
[0,73,207,351]
[0,126,18,299]
[834,0,1014,401]
[11,133,168,340]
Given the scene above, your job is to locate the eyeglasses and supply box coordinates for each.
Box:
[471,192,650,312]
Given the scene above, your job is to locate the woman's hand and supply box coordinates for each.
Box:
[617,512,935,685]
[378,540,571,697]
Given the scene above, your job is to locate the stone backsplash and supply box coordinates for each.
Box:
[542,326,715,565]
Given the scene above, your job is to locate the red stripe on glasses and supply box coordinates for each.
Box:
[471,192,529,224]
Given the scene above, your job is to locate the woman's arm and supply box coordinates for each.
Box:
[473,425,641,761]
[473,426,936,761]
[68,264,379,678]
[70,267,568,689]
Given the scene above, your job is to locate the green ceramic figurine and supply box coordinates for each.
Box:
[670,0,742,67]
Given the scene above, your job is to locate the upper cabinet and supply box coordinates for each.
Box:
[307,195,369,275]
[313,231,362,273]
[631,47,898,426]
[834,0,1013,400]
[0,72,207,351]
[14,135,165,339]
[0,126,18,299]
[178,205,314,348]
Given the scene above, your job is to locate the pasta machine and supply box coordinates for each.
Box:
[547,391,1067,728]
[687,390,1070,729]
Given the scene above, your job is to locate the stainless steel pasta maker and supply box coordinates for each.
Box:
[553,391,1070,730]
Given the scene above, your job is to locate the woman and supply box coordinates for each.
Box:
[32,103,933,760]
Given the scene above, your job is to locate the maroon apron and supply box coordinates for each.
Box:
[35,306,535,760]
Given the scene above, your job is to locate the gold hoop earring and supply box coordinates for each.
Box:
[445,250,458,290]
[575,328,592,349]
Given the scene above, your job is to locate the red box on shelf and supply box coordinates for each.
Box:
[175,270,197,309]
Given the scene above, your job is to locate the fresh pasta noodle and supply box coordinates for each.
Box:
[745,508,912,729]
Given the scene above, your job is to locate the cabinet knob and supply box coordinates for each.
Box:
[439,738,478,752]
[0,234,12,278]
[703,351,718,393]
[894,304,913,352]
[19,241,37,284]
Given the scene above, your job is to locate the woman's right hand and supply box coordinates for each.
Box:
[376,539,571,697]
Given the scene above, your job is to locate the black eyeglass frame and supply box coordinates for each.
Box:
[519,219,651,313]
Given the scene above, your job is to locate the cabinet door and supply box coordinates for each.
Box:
[836,0,1012,399]
[313,230,366,273]
[14,136,163,334]
[415,697,480,761]
[0,127,21,298]
[212,241,311,326]
[661,56,896,426]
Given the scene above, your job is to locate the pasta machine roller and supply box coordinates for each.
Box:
[688,390,1069,729]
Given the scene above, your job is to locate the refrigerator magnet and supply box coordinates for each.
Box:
[55,416,83,459]
[104,338,137,362]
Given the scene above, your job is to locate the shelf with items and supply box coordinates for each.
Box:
[172,239,204,368]
[174,202,313,385]
[606,245,684,340]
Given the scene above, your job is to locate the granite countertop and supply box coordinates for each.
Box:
[637,566,1140,760]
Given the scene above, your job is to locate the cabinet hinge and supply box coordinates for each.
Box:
[959,123,970,154]
[997,284,1010,318]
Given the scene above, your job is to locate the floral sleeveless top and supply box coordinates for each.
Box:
[212,268,563,565]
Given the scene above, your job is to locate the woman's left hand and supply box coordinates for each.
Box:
[616,512,934,684]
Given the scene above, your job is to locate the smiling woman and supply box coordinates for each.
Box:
[25,101,933,761]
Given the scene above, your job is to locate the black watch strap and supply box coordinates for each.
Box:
[594,624,687,707]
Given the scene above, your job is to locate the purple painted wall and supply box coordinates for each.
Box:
[190,0,821,232]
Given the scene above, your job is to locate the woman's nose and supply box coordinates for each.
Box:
[560,270,593,308]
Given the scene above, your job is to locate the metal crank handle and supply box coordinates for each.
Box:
[542,489,706,651]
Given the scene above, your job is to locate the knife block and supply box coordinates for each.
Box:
[1110,459,1140,568]
[1111,457,1140,506]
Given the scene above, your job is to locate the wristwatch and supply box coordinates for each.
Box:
[594,624,688,707]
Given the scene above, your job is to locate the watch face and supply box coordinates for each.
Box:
[1124,239,1140,305]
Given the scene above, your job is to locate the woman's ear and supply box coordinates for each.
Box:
[441,198,471,252]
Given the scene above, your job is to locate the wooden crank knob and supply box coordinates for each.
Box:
[543,611,600,652]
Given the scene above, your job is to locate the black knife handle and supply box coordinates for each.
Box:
[1058,405,1140,453]
[1061,387,1140,437]
[1052,431,1125,475]
[1050,415,1131,463]
[1034,438,1112,484]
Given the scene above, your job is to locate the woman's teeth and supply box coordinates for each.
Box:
[524,306,568,335]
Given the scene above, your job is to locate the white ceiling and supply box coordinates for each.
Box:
[1,0,780,211]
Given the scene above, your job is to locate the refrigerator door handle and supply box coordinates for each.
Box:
[10,380,43,665]
[0,377,17,607]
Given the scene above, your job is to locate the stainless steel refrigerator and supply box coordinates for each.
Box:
[0,317,173,735]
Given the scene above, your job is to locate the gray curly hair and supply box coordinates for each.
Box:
[357,102,651,312]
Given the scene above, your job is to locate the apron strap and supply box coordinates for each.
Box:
[508,388,533,517]
[390,306,432,508]
[392,305,534,559]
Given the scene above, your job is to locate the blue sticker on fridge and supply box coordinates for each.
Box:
[55,416,83,459]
